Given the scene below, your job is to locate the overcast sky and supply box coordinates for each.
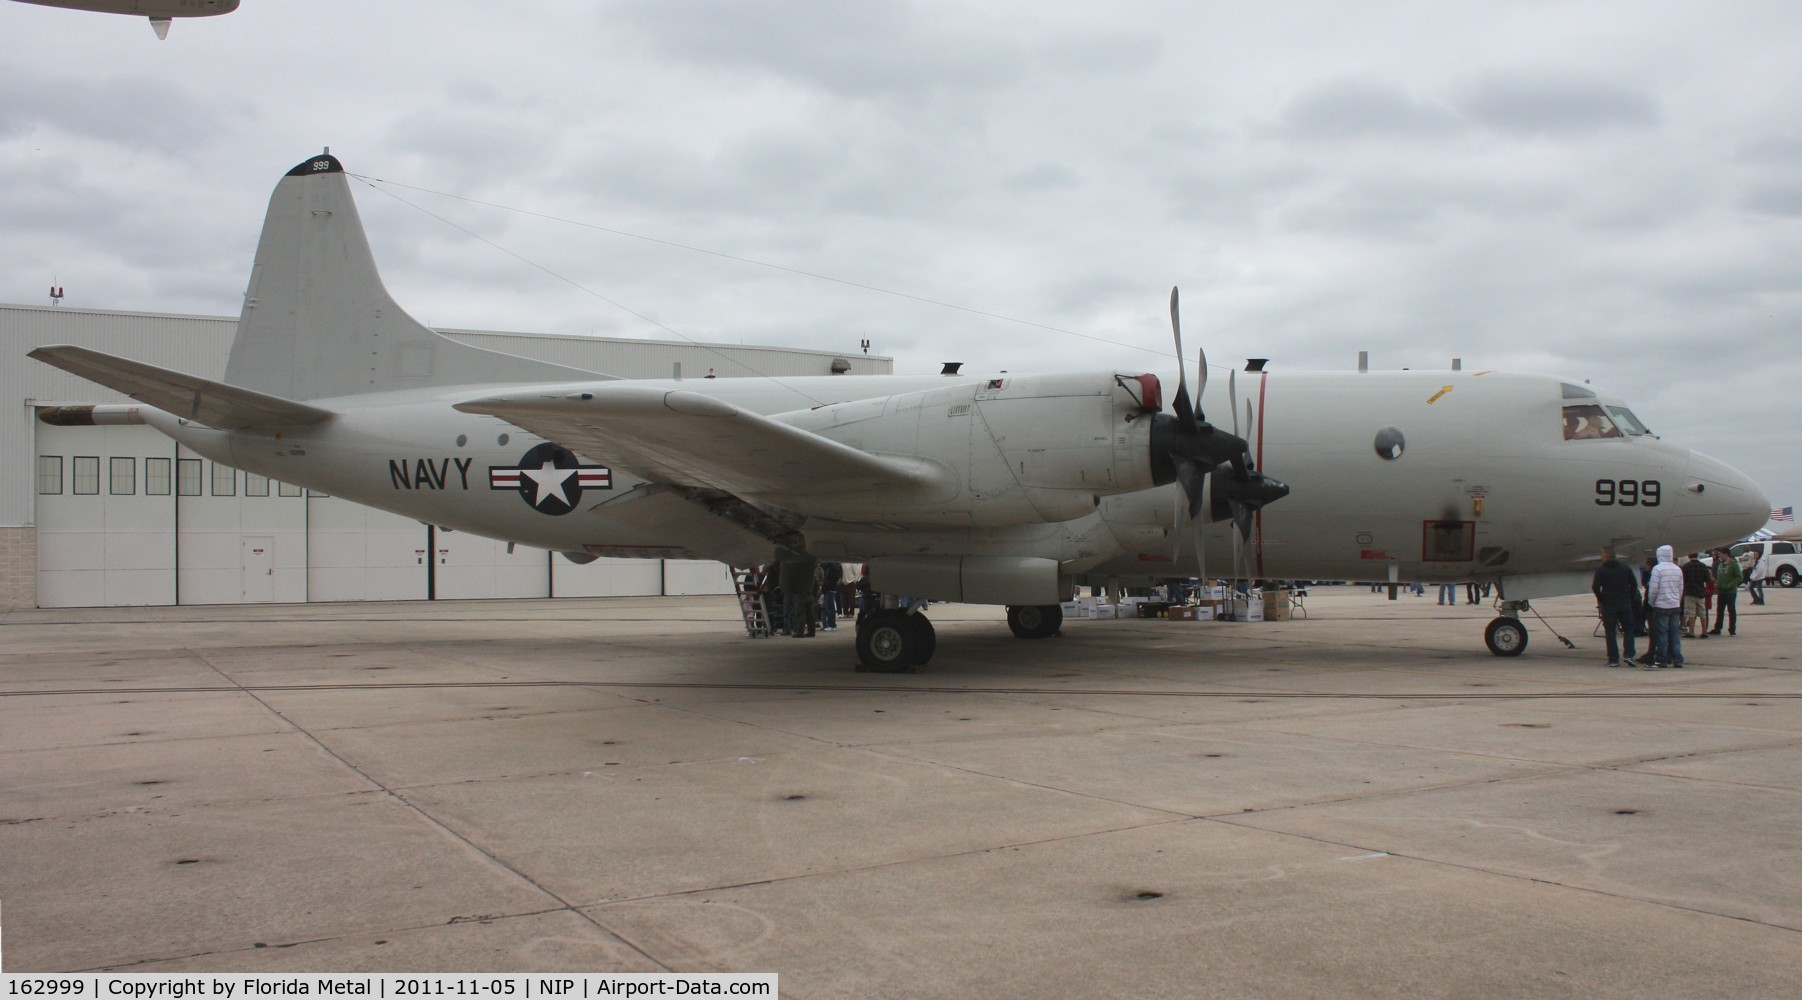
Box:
[5,1,1799,519]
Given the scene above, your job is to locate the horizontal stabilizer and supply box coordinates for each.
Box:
[455,385,944,499]
[29,345,331,429]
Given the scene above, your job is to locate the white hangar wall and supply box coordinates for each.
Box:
[5,304,892,609]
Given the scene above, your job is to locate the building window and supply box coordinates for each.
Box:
[210,463,236,496]
[245,472,270,497]
[277,480,303,498]
[177,458,203,496]
[37,456,63,495]
[146,457,172,496]
[110,457,136,495]
[73,456,100,495]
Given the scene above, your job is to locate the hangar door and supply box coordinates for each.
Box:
[35,422,175,607]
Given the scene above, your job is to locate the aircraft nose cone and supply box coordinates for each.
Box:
[1679,451,1771,541]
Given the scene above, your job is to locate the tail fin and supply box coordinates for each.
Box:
[223,152,598,400]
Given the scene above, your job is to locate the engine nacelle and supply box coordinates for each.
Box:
[778,371,1163,526]
[869,555,1064,605]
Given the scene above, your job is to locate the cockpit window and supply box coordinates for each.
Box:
[1561,382,1598,400]
[1606,406,1651,436]
[1562,404,1623,440]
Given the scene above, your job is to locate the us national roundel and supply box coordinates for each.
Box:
[488,443,611,516]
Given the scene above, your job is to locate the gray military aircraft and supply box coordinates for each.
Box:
[30,152,1772,669]
[9,0,238,38]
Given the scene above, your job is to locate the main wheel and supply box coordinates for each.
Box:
[856,610,933,670]
[911,614,936,664]
[1006,603,1063,639]
[1485,617,1529,657]
[1778,565,1799,588]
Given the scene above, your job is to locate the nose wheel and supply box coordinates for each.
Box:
[1485,616,1529,656]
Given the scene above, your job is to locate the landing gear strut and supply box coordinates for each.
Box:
[856,608,935,671]
[1006,604,1063,639]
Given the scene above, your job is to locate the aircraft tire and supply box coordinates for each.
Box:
[1485,617,1528,657]
[1779,566,1799,588]
[1007,603,1063,639]
[911,614,936,665]
[856,609,930,671]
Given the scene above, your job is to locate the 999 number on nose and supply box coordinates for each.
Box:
[1595,479,1661,506]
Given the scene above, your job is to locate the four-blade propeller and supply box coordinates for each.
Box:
[1148,287,1290,553]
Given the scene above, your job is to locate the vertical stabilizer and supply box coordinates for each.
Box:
[224,153,598,400]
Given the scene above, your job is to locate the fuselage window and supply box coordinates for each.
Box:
[1562,404,1623,440]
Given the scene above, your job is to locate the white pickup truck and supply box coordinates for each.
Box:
[1729,539,1802,588]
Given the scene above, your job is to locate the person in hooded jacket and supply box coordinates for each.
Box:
[1646,545,1686,668]
[1745,551,1768,605]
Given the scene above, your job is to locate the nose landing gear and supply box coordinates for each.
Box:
[1485,599,1576,656]
[1485,614,1529,656]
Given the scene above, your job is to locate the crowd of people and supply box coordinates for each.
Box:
[1592,544,1764,669]
[748,561,897,638]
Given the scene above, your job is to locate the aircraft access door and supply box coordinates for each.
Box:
[1423,520,1476,563]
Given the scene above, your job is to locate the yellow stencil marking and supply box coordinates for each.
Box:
[1427,385,1454,404]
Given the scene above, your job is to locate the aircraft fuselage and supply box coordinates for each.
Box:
[147,365,1765,598]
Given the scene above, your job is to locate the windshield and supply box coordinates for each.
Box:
[1561,404,1622,440]
[1560,383,1653,440]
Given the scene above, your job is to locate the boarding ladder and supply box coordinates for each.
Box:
[732,568,773,638]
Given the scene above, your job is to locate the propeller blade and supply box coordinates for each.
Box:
[1232,500,1256,543]
[1173,456,1207,521]
[1195,344,1208,422]
[1168,287,1194,428]
[1228,367,1238,438]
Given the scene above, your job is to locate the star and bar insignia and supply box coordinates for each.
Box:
[489,443,610,515]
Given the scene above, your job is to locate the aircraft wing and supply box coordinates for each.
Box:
[28,345,332,429]
[455,385,945,498]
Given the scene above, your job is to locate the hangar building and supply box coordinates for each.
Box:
[3,303,890,610]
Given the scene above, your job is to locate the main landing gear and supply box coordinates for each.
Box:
[853,602,1066,671]
[1006,604,1063,639]
[856,608,936,672]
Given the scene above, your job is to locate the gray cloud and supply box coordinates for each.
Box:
[1454,71,1660,136]
[1272,80,1463,141]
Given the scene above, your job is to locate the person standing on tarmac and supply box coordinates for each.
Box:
[1746,550,1768,605]
[1710,547,1742,636]
[1591,546,1640,667]
[779,559,819,638]
[819,562,843,632]
[1681,553,1713,639]
[1647,545,1686,669]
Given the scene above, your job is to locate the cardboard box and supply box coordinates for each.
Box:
[1229,593,1265,622]
[1169,605,1215,621]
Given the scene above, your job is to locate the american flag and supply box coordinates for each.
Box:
[1773,506,1795,522]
